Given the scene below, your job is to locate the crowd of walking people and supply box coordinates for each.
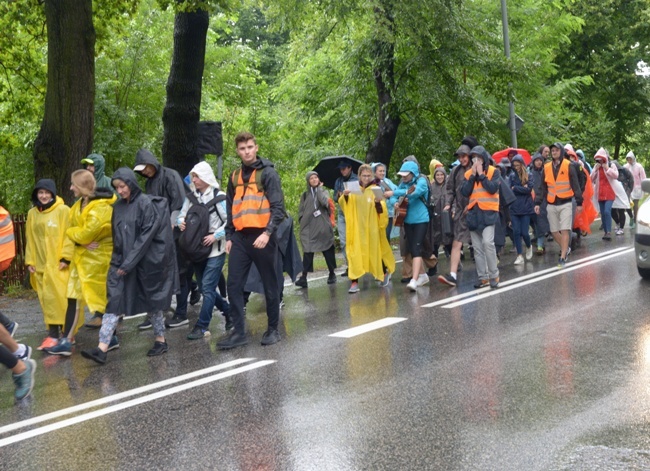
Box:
[0,133,645,402]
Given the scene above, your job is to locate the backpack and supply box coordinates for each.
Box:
[617,165,634,194]
[417,175,435,216]
[178,192,226,263]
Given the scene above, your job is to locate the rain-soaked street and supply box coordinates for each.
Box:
[0,229,648,470]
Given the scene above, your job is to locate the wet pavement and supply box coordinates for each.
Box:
[0,227,649,470]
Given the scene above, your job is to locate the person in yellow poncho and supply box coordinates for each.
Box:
[25,179,71,351]
[45,170,117,356]
[339,164,395,293]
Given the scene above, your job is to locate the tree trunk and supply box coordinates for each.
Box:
[365,0,400,168]
[162,6,209,180]
[33,0,95,204]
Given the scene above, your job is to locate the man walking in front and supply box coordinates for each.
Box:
[217,132,286,349]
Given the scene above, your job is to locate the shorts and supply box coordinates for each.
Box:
[453,209,471,244]
[547,202,573,232]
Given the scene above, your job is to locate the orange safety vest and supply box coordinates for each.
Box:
[464,166,499,211]
[544,159,574,203]
[0,206,15,265]
[231,168,271,231]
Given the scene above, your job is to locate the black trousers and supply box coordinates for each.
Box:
[227,231,280,335]
[612,208,626,229]
[0,345,17,370]
[302,245,337,274]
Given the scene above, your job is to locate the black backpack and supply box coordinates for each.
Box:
[178,192,226,263]
[617,165,634,194]
[416,175,434,216]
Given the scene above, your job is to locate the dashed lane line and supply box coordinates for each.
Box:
[329,317,407,338]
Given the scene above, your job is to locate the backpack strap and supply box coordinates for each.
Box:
[231,167,265,193]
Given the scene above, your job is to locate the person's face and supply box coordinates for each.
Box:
[434,172,445,185]
[192,173,208,193]
[542,147,550,159]
[140,164,157,178]
[236,139,259,166]
[458,153,470,167]
[627,157,634,165]
[534,159,543,169]
[569,154,578,162]
[375,166,386,179]
[114,180,131,200]
[359,171,374,186]
[308,174,320,187]
[36,189,53,205]
[400,172,414,183]
[551,147,561,160]
[513,161,522,172]
[70,183,81,198]
[84,164,95,174]
[340,166,352,178]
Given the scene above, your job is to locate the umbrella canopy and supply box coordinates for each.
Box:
[492,148,532,166]
[313,155,364,189]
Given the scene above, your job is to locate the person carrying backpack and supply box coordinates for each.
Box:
[176,161,230,339]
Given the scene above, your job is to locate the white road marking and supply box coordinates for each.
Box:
[421,246,631,308]
[0,360,276,448]
[329,317,407,338]
[441,248,634,308]
[0,358,256,436]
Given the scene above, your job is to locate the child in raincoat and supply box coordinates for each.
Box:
[25,179,71,351]
[46,170,117,356]
[339,164,395,293]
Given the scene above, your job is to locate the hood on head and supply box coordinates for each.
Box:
[429,159,443,176]
[112,167,142,198]
[626,151,636,163]
[31,179,57,205]
[511,154,526,166]
[454,145,471,157]
[576,149,586,161]
[134,149,161,175]
[550,142,566,160]
[532,152,544,164]
[398,161,420,178]
[564,143,575,154]
[500,157,511,168]
[469,146,490,169]
[305,170,319,188]
[82,153,106,178]
[433,166,447,180]
[594,147,609,165]
[190,161,219,191]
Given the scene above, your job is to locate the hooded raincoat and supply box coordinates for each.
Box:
[339,184,395,281]
[65,188,117,314]
[298,171,335,253]
[134,149,187,217]
[106,168,178,316]
[427,166,452,247]
[25,179,71,325]
[625,152,647,200]
[591,148,629,209]
[84,153,114,191]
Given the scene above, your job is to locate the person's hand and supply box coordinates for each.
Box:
[226,240,232,254]
[343,189,351,196]
[476,162,484,176]
[534,205,540,215]
[84,241,99,250]
[443,205,450,212]
[253,232,270,249]
[117,268,127,276]
[577,206,583,213]
[384,190,394,198]
[27,265,35,274]
[202,234,215,246]
[58,262,69,270]
[179,222,186,231]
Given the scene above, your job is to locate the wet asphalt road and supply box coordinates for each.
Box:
[0,227,649,470]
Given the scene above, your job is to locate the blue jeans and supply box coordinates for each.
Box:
[194,254,229,330]
[511,214,531,255]
[599,200,614,234]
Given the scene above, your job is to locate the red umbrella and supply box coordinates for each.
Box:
[492,148,532,166]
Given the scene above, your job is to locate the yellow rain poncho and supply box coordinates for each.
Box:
[339,185,395,281]
[25,195,71,326]
[65,189,116,314]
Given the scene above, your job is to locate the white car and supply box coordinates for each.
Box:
[634,179,650,278]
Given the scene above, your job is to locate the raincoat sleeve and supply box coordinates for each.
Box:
[66,211,108,246]
[315,187,330,209]
[119,201,162,273]
[24,210,35,267]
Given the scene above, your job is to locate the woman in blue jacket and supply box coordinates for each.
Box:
[509,155,535,264]
[393,160,430,291]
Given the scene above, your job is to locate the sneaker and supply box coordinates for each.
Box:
[327,272,337,284]
[340,269,348,277]
[348,281,360,293]
[6,321,18,337]
[438,273,457,287]
[427,266,438,277]
[261,329,280,346]
[294,276,308,288]
[37,337,58,351]
[81,347,107,365]
[147,341,169,357]
[407,279,418,291]
[602,233,612,241]
[187,326,210,340]
[558,258,566,268]
[217,331,249,350]
[525,245,533,260]
[616,228,624,235]
[13,359,36,401]
[416,273,429,286]
[84,314,103,329]
[630,220,636,228]
[379,272,392,288]
[45,338,72,357]
[107,335,120,351]
[166,315,189,328]
[514,255,524,265]
[490,277,500,289]
[536,246,545,256]
[473,279,489,289]
[189,289,201,306]
[138,319,152,330]
[16,345,32,360]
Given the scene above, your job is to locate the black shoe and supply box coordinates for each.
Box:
[295,276,308,288]
[400,277,410,283]
[327,272,337,284]
[427,266,437,277]
[189,289,201,306]
[438,273,457,287]
[81,347,107,365]
[473,279,489,289]
[217,331,249,350]
[340,269,348,277]
[138,319,152,330]
[166,315,189,328]
[147,341,169,357]
[261,329,280,346]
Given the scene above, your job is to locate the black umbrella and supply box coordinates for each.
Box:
[313,155,364,189]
